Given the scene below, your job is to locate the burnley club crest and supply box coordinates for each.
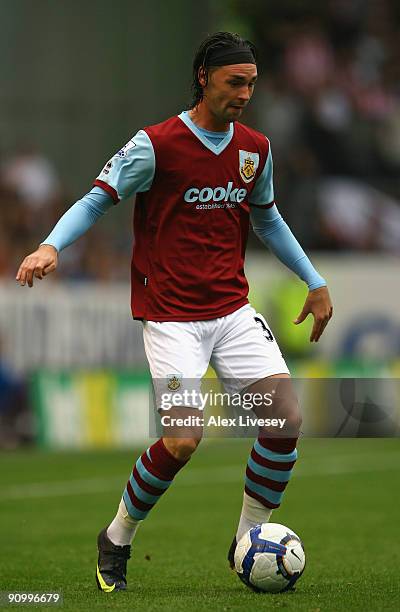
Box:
[239,150,260,183]
[167,374,182,391]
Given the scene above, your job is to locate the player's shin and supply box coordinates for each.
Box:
[236,377,301,541]
[236,436,298,541]
[107,438,189,546]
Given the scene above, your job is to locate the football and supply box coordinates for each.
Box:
[234,523,306,593]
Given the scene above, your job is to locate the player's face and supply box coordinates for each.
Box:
[203,64,258,122]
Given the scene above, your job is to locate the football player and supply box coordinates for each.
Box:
[16,31,332,592]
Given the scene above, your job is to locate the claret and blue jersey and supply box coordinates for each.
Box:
[42,111,326,320]
[94,111,276,321]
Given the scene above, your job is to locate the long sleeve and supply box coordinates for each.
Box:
[250,204,326,291]
[41,186,113,252]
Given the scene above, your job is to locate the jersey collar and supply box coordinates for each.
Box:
[178,111,234,156]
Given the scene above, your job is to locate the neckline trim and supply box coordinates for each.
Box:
[178,111,234,156]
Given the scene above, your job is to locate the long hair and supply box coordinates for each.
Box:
[188,32,257,109]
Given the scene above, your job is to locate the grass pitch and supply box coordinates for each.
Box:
[1,438,400,611]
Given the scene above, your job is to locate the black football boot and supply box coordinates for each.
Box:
[96,527,131,592]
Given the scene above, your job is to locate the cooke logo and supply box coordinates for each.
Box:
[184,181,247,204]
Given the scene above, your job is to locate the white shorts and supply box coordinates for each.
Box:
[143,304,290,408]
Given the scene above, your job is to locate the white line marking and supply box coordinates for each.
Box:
[1,452,399,501]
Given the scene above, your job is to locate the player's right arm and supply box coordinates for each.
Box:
[16,130,155,287]
[16,187,113,287]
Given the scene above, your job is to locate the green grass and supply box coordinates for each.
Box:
[1,439,400,611]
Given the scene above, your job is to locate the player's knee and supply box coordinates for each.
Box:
[164,436,201,461]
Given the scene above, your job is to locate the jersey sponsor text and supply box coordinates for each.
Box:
[184,181,247,204]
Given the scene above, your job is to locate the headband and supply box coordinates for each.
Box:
[206,46,256,67]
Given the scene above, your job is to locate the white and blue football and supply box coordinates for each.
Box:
[234,523,306,593]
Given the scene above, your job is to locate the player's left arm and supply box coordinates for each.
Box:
[250,204,332,342]
[249,143,332,342]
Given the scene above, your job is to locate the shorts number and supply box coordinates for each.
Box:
[254,315,274,342]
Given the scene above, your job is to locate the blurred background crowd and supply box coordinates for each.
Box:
[1,0,400,285]
[249,0,400,251]
[0,148,130,282]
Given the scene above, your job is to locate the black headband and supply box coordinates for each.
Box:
[206,46,256,67]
